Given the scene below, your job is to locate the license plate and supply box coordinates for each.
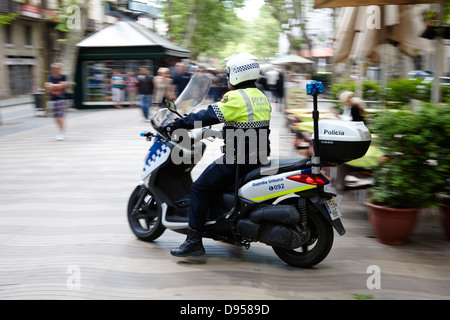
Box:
[325,198,342,221]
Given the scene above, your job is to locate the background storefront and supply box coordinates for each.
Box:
[74,20,190,108]
[82,59,154,104]
[5,56,35,96]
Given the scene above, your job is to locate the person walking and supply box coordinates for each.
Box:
[276,71,284,106]
[125,72,138,108]
[44,62,69,141]
[153,67,175,108]
[265,68,279,102]
[172,62,191,97]
[339,90,366,123]
[111,71,125,109]
[257,70,268,94]
[136,66,154,120]
[335,90,367,193]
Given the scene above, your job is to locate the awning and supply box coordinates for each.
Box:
[300,48,333,58]
[314,0,439,9]
[271,55,314,65]
[77,19,190,58]
[314,0,445,103]
[333,5,432,63]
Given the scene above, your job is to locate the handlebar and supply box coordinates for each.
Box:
[140,131,154,139]
[171,127,223,141]
[140,127,223,142]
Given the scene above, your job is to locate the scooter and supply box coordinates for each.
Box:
[127,75,371,268]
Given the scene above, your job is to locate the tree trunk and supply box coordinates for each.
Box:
[183,0,205,49]
[265,0,312,55]
[61,1,89,94]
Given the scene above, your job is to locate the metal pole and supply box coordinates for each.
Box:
[312,93,320,157]
[307,81,323,175]
[432,0,444,104]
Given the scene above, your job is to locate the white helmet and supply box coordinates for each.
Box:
[222,53,260,87]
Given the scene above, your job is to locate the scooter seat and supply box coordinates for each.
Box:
[240,158,311,186]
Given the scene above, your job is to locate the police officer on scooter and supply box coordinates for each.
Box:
[164,53,272,257]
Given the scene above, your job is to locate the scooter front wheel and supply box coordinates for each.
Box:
[272,203,333,268]
[127,185,165,241]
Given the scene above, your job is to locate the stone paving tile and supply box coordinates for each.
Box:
[0,102,449,300]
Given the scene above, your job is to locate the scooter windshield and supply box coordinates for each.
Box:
[150,108,176,130]
[175,73,211,114]
[150,73,212,131]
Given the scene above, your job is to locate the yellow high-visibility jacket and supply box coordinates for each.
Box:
[174,84,271,164]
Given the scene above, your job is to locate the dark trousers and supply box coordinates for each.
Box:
[189,156,259,232]
[139,94,152,119]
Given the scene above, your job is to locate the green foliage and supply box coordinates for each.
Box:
[0,13,18,26]
[446,1,450,25]
[328,78,441,110]
[311,72,332,91]
[442,86,450,104]
[369,104,450,208]
[353,293,374,300]
[161,0,245,59]
[53,0,81,34]
[384,78,431,107]
[193,4,246,60]
[329,79,355,106]
[161,0,283,61]
[328,79,383,110]
[245,5,283,59]
[264,0,311,53]
[363,80,384,101]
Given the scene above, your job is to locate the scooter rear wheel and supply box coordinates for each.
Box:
[272,203,333,268]
[127,185,165,241]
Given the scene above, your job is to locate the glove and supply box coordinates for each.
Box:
[162,122,176,136]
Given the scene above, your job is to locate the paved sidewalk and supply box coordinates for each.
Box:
[0,101,449,300]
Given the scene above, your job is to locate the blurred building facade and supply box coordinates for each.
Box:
[0,0,167,100]
[0,0,117,99]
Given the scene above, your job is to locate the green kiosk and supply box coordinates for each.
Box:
[74,20,190,108]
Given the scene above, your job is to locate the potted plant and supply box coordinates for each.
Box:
[366,105,445,245]
[437,187,450,241]
[431,104,450,241]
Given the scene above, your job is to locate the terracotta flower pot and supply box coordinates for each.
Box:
[438,204,450,241]
[365,202,419,245]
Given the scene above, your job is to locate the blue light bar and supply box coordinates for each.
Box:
[306,81,324,95]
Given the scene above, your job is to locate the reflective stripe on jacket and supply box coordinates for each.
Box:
[212,88,271,129]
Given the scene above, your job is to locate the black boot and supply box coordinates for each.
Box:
[170,228,205,257]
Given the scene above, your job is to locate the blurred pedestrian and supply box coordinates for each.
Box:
[339,90,366,123]
[172,62,191,97]
[276,71,284,104]
[265,68,279,102]
[257,70,268,94]
[44,62,69,141]
[153,67,175,108]
[209,69,222,102]
[217,68,228,98]
[137,66,154,120]
[125,72,138,108]
[111,71,125,109]
[335,90,367,193]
